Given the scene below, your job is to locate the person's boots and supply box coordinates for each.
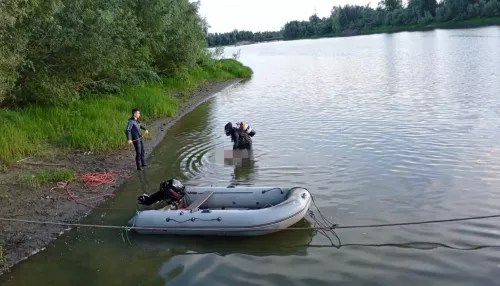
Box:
[136,161,142,171]
[141,159,147,167]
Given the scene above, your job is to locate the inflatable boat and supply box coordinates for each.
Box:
[127,186,312,236]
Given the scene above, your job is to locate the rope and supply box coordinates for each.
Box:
[79,169,129,188]
[50,170,130,209]
[122,210,139,245]
[50,181,115,209]
[127,134,146,154]
[131,135,144,143]
[0,217,331,231]
[334,214,500,229]
[1,213,500,232]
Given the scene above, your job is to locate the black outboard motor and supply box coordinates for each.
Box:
[137,179,186,209]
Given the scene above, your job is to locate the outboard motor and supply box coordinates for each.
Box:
[137,179,187,209]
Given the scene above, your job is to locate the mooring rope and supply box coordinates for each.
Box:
[1,213,500,232]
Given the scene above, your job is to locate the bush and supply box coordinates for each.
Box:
[0,0,210,107]
[483,0,500,16]
[19,168,76,189]
[0,59,253,164]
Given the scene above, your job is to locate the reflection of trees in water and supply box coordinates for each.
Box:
[167,99,213,135]
[137,169,154,194]
[146,99,215,185]
[131,219,315,284]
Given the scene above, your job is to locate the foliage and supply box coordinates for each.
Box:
[0,0,213,107]
[0,0,254,164]
[232,49,241,60]
[18,168,75,189]
[0,239,8,273]
[0,59,252,164]
[284,14,334,39]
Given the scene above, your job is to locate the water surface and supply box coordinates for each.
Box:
[2,26,500,285]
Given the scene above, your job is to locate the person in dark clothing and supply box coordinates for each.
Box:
[126,108,149,170]
[224,122,256,150]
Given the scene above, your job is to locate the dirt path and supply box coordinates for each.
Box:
[0,78,242,275]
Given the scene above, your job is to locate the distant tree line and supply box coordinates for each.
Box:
[206,0,500,45]
[206,30,283,47]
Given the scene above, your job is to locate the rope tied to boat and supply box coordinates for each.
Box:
[48,169,132,210]
[121,210,139,245]
[2,213,500,232]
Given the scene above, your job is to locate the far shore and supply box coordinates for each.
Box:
[209,17,500,48]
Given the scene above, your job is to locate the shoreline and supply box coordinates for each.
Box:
[0,78,243,276]
[284,18,500,42]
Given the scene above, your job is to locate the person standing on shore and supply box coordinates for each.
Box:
[126,108,149,170]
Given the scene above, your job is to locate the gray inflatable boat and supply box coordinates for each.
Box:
[127,186,312,236]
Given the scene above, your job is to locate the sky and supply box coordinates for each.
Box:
[197,0,374,34]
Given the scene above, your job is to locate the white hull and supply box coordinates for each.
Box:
[127,186,312,236]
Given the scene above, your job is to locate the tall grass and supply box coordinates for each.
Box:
[0,239,7,273]
[0,59,252,165]
[18,168,76,189]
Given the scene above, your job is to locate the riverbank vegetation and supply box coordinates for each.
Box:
[0,0,252,166]
[0,240,7,273]
[18,168,75,189]
[206,0,500,46]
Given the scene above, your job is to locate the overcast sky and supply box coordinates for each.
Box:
[197,0,373,34]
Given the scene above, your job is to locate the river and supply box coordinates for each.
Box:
[2,26,500,285]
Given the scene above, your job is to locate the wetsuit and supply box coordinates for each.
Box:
[230,127,253,150]
[126,117,147,170]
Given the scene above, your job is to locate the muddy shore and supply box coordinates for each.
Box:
[0,78,243,275]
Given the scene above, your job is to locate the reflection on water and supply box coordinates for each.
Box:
[136,169,154,194]
[224,149,257,186]
[2,26,500,286]
[130,218,314,257]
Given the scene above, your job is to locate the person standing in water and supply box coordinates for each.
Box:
[224,121,256,150]
[126,108,149,170]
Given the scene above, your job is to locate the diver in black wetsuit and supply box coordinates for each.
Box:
[126,108,149,170]
[224,122,256,150]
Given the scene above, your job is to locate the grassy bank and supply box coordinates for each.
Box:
[18,168,76,189]
[0,240,7,273]
[0,59,252,166]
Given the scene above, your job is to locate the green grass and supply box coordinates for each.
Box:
[18,168,76,189]
[0,239,7,273]
[0,59,252,165]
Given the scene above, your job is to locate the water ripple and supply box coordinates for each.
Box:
[162,28,500,285]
